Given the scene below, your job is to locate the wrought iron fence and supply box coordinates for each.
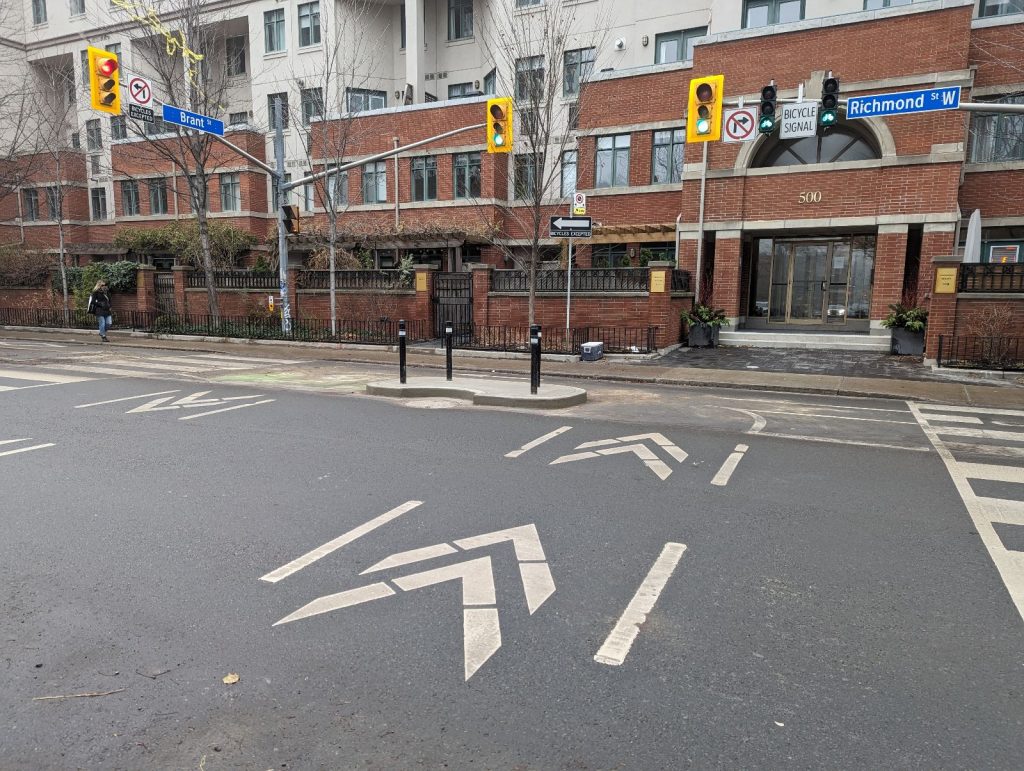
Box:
[187,271,279,289]
[671,269,691,292]
[958,264,1024,293]
[491,268,650,293]
[453,324,658,355]
[297,270,415,290]
[936,335,1024,371]
[0,307,96,329]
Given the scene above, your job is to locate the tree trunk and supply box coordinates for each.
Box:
[528,238,539,326]
[57,219,69,326]
[328,213,338,336]
[196,208,220,319]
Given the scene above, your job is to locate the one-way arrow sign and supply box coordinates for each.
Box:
[549,215,592,239]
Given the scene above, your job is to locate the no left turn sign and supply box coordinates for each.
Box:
[723,107,757,143]
[127,76,153,108]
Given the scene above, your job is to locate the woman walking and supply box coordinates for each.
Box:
[87,280,113,342]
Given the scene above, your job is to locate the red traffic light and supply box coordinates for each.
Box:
[97,57,118,77]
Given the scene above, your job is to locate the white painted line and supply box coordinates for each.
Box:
[49,364,181,378]
[75,390,181,408]
[915,413,984,425]
[597,443,672,480]
[711,444,749,487]
[722,407,768,433]
[0,368,91,383]
[361,543,457,574]
[977,496,1024,527]
[273,582,395,626]
[0,438,32,446]
[88,359,221,373]
[945,442,1024,459]
[190,353,307,364]
[145,356,259,369]
[550,450,599,464]
[0,443,55,458]
[518,562,556,614]
[505,426,573,458]
[260,500,424,583]
[463,608,502,681]
[454,524,547,561]
[392,556,497,605]
[178,399,275,420]
[755,432,931,452]
[956,461,1024,484]
[913,403,1024,418]
[715,396,910,413]
[576,438,621,449]
[755,409,917,425]
[925,426,1024,443]
[595,542,687,666]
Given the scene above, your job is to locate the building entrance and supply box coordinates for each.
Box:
[747,235,875,331]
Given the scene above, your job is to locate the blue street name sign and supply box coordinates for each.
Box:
[161,104,225,136]
[846,86,960,120]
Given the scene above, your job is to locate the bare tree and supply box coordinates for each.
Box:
[482,0,609,324]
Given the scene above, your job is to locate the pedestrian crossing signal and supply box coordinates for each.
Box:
[487,97,513,154]
[87,46,121,115]
[686,75,724,143]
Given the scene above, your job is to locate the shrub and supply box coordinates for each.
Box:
[881,303,928,332]
[0,247,50,288]
[113,221,256,268]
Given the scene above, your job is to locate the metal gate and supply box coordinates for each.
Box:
[154,272,176,314]
[431,272,472,338]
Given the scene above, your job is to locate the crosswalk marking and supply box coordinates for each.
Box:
[0,368,91,384]
[955,462,1024,484]
[917,404,1024,418]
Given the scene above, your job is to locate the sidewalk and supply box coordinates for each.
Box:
[3,325,1023,408]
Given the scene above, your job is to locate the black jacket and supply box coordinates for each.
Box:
[89,290,111,315]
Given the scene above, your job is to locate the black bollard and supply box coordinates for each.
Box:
[398,319,407,384]
[529,324,540,394]
[445,321,454,381]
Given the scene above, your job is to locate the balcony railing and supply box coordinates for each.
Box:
[491,268,650,293]
[958,263,1024,293]
[297,270,414,290]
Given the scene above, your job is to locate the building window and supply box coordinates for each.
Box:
[864,0,912,7]
[106,43,121,59]
[298,2,321,47]
[516,0,541,6]
[226,36,246,76]
[121,180,140,216]
[70,0,84,16]
[110,115,127,141]
[563,47,594,97]
[220,173,241,211]
[400,6,406,48]
[301,88,324,125]
[753,125,882,167]
[346,88,386,112]
[654,27,706,64]
[86,119,102,151]
[22,189,39,221]
[265,9,286,53]
[32,0,46,25]
[327,167,348,206]
[90,188,107,220]
[149,179,168,214]
[592,244,630,268]
[229,111,248,126]
[448,0,473,41]
[45,187,60,219]
[652,129,684,184]
[146,117,167,136]
[90,155,101,174]
[970,96,1024,162]
[362,161,387,203]
[743,0,804,27]
[516,55,544,101]
[80,50,89,84]
[71,132,80,149]
[268,92,289,129]
[411,157,438,201]
[448,82,475,99]
[561,150,577,197]
[595,134,630,188]
[979,0,1024,16]
[453,152,481,198]
[514,153,543,199]
[483,68,496,95]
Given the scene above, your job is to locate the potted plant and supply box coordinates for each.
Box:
[882,303,928,355]
[684,304,728,348]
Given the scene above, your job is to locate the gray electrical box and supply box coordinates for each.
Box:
[580,341,604,361]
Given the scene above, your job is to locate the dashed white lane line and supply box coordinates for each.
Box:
[260,500,424,583]
[595,542,687,666]
[505,426,573,458]
[177,399,275,420]
[75,390,181,408]
[711,444,749,486]
[0,442,55,458]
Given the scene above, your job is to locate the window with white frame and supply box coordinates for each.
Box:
[448,82,475,99]
[411,157,437,201]
[45,187,60,219]
[346,88,386,112]
[453,152,481,198]
[970,96,1024,162]
[743,0,803,27]
[563,48,594,97]
[448,0,472,41]
[483,68,496,95]
[267,92,289,129]
[298,2,321,47]
[105,42,121,59]
[90,155,100,174]
[327,167,348,206]
[121,180,140,216]
[514,153,543,200]
[652,129,684,184]
[516,55,544,101]
[362,161,387,203]
[110,115,127,141]
[654,28,706,64]
[400,5,406,48]
[32,0,46,25]
[595,134,630,188]
[265,9,286,53]
[149,179,168,214]
[90,187,107,220]
[22,189,39,221]
[979,0,1024,16]
[561,150,577,197]
[301,88,324,125]
[70,0,84,16]
[86,119,102,150]
[226,36,246,76]
[220,172,241,211]
[146,117,167,135]
[302,177,315,210]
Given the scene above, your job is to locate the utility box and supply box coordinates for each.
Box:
[580,341,604,361]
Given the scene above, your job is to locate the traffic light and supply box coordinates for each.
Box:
[282,204,299,234]
[486,97,513,154]
[758,84,777,135]
[819,75,840,128]
[87,46,120,115]
[686,75,724,143]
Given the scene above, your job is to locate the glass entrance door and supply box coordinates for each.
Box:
[789,243,829,321]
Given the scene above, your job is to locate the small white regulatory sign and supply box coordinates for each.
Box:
[127,75,153,108]
[780,102,819,139]
[572,192,586,215]
[723,107,757,143]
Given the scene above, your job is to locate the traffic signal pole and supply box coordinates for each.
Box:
[274,97,292,334]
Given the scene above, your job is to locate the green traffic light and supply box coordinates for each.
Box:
[696,118,711,134]
[493,133,505,146]
[819,110,837,127]
[758,116,775,134]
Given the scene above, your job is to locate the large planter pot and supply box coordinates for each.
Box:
[687,323,720,348]
[891,327,925,355]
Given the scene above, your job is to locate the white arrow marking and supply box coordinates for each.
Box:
[392,556,496,605]
[553,217,590,229]
[597,444,673,480]
[463,608,502,680]
[505,426,573,458]
[517,562,557,615]
[126,391,266,413]
[454,524,547,561]
[362,543,458,574]
[178,399,275,420]
[75,390,181,408]
[618,433,689,463]
[273,582,395,625]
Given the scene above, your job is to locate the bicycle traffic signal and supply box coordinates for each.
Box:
[486,97,513,154]
[758,84,777,135]
[819,75,840,128]
[686,75,724,143]
[87,46,120,115]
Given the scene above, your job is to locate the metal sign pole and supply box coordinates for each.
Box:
[274,97,291,334]
[566,233,573,332]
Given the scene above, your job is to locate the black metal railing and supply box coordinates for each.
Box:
[958,264,1024,293]
[187,271,279,289]
[297,270,415,291]
[671,269,691,292]
[936,335,1024,371]
[0,306,97,329]
[491,268,651,293]
[453,324,659,355]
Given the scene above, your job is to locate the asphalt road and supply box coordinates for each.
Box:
[1,337,1022,769]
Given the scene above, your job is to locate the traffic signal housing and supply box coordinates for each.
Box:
[686,75,724,143]
[486,97,513,154]
[758,84,777,135]
[819,75,839,128]
[282,204,300,234]
[87,46,120,115]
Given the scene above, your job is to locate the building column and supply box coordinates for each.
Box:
[712,230,742,324]
[924,255,961,364]
[135,264,156,315]
[404,0,425,104]
[646,261,677,349]
[918,223,958,308]
[171,265,192,315]
[413,264,436,334]
[869,224,909,330]
[469,263,491,327]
